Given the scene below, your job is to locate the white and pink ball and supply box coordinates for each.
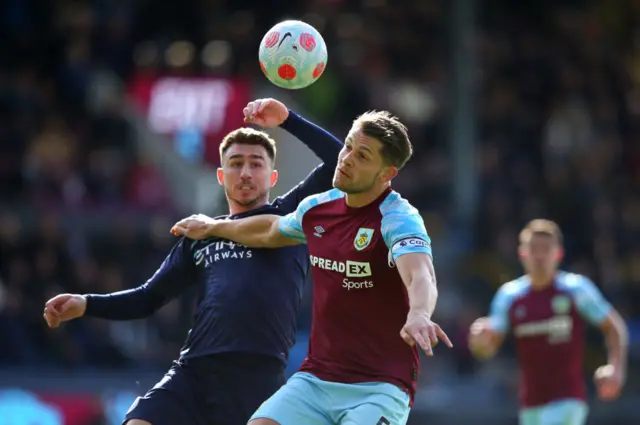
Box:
[258,20,328,90]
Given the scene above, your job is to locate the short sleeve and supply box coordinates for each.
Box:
[380,193,432,262]
[278,209,307,243]
[488,286,515,333]
[277,189,344,243]
[570,275,612,325]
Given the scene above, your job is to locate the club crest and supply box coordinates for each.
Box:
[193,248,205,266]
[354,228,375,251]
[551,295,571,314]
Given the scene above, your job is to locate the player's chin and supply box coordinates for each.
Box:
[332,174,345,188]
[232,191,260,206]
[529,265,548,274]
[332,177,358,194]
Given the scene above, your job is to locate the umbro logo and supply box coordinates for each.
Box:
[313,226,325,238]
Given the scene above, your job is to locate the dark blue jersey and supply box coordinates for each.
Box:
[84,111,342,364]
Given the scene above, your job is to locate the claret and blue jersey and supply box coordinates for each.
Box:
[277,185,432,400]
[488,271,612,407]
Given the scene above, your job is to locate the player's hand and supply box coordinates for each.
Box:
[400,310,453,356]
[43,294,87,329]
[594,364,624,401]
[171,214,219,240]
[468,317,499,360]
[243,98,289,127]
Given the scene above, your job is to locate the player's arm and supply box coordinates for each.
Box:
[382,201,452,354]
[84,237,198,319]
[396,253,438,315]
[599,309,628,376]
[247,99,342,167]
[196,214,302,248]
[43,238,197,327]
[280,110,343,166]
[381,202,436,314]
[572,276,628,398]
[274,111,343,213]
[172,193,318,247]
[468,287,511,360]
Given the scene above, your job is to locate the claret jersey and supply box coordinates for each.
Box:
[278,186,432,400]
[489,272,612,407]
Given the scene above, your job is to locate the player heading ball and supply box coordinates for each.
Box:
[173,110,453,425]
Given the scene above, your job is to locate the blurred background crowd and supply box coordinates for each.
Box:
[0,0,639,423]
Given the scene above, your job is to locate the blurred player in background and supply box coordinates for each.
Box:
[42,98,343,425]
[468,219,628,425]
[172,110,453,425]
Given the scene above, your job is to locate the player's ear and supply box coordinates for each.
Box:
[270,169,279,187]
[518,244,527,259]
[216,168,224,186]
[381,165,398,183]
[556,247,564,261]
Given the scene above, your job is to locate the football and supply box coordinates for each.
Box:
[258,20,328,90]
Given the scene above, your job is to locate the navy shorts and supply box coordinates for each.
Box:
[123,353,286,425]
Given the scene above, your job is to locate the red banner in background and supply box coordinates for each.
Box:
[0,389,103,425]
[127,75,251,165]
[38,394,103,425]
[0,388,139,425]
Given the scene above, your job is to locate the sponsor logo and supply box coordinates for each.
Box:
[309,256,371,277]
[394,237,429,251]
[354,228,375,251]
[193,240,252,267]
[309,255,374,290]
[342,278,373,290]
[514,315,573,344]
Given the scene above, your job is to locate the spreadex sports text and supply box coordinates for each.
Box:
[309,255,374,290]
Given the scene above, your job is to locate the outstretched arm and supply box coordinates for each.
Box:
[396,252,439,316]
[44,238,197,325]
[172,193,315,247]
[396,252,452,356]
[204,214,301,248]
[381,199,451,355]
[240,99,342,213]
[280,110,343,166]
[244,98,342,167]
[84,238,198,319]
[468,290,509,359]
[274,111,343,212]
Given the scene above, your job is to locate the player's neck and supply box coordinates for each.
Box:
[345,184,390,208]
[528,271,557,290]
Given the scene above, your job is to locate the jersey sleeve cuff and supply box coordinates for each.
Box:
[592,302,613,325]
[277,216,306,242]
[488,317,507,333]
[279,109,301,131]
[82,294,102,317]
[390,237,432,261]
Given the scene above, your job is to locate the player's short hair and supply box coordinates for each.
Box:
[519,219,563,245]
[352,111,413,169]
[219,128,277,163]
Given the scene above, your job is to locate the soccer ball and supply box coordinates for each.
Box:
[258,20,328,90]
